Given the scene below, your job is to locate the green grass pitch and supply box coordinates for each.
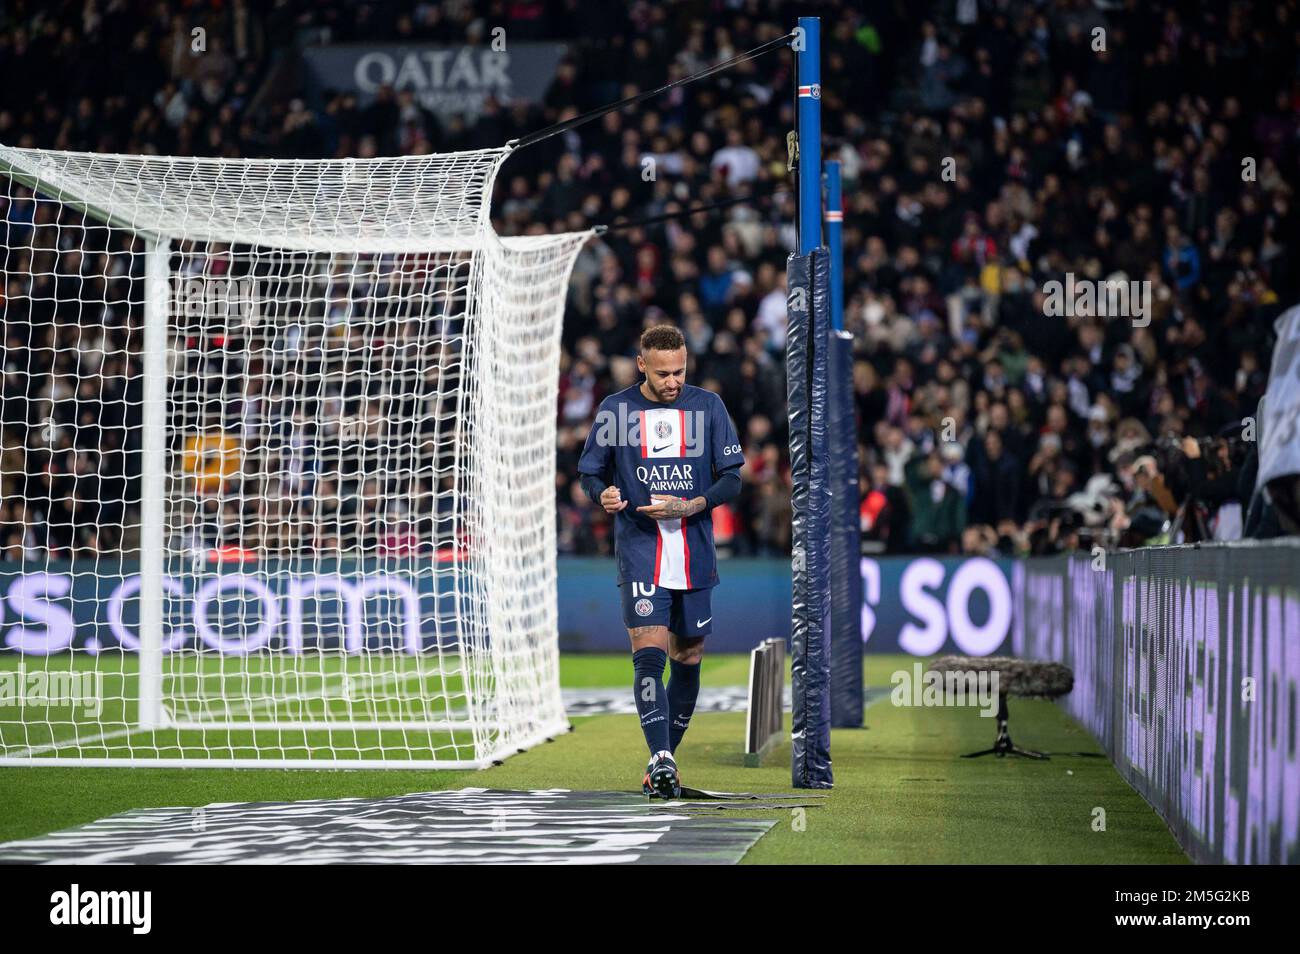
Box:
[0,653,1187,863]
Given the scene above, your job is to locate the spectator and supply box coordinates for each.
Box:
[0,0,1293,562]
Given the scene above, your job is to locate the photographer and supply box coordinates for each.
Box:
[1180,432,1248,540]
[1107,453,1175,546]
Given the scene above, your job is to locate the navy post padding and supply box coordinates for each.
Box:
[828,329,864,727]
[786,248,833,789]
[786,251,811,788]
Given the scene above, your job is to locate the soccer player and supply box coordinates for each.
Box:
[577,325,744,798]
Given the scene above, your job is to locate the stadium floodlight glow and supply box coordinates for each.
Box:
[0,142,590,768]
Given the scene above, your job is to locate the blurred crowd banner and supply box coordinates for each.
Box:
[0,556,1014,658]
[1014,541,1300,865]
[558,556,1014,655]
[0,556,457,657]
[300,42,569,121]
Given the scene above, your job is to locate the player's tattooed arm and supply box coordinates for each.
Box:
[636,494,706,520]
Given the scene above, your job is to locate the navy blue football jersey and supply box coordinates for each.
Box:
[577,384,743,589]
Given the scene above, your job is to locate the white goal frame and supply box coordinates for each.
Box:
[0,143,589,768]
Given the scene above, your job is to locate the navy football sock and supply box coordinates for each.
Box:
[632,647,670,756]
[666,657,701,753]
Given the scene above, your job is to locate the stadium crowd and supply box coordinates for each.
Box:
[0,0,1296,561]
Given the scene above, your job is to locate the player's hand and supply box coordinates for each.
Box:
[636,494,704,520]
[600,485,628,513]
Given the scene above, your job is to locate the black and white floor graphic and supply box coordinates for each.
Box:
[561,685,889,716]
[0,789,776,865]
[562,685,789,716]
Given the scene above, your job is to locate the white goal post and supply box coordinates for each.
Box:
[0,143,590,768]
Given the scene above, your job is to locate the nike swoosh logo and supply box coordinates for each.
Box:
[651,443,675,453]
[696,617,711,627]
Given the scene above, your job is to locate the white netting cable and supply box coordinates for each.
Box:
[0,144,587,767]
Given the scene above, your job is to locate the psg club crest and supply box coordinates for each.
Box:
[635,598,654,617]
[654,420,672,440]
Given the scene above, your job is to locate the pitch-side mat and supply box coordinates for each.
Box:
[0,788,815,864]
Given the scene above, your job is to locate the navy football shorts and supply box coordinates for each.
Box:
[619,582,713,637]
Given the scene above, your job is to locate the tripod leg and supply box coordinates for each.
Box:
[995,697,1049,759]
[1007,744,1049,760]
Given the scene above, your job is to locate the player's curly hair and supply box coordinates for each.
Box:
[640,324,686,353]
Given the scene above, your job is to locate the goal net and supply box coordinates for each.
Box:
[0,143,589,767]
